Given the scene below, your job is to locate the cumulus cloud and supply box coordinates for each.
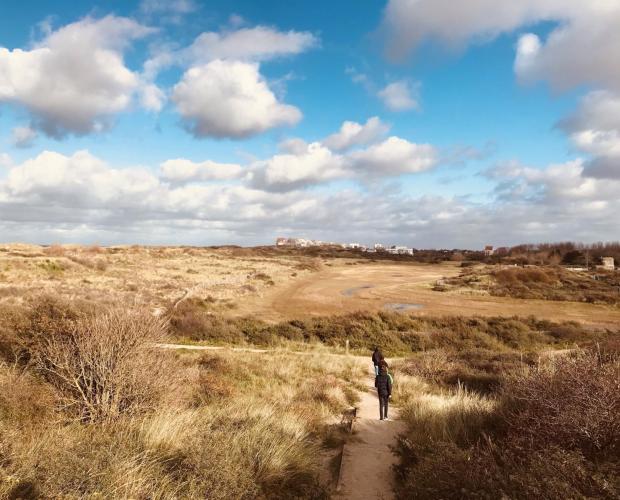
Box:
[160,158,243,182]
[2,148,620,247]
[140,24,317,139]
[185,26,318,64]
[380,0,620,182]
[322,117,390,151]
[377,80,419,111]
[248,142,345,191]
[560,91,620,179]
[10,126,37,148]
[514,12,620,92]
[381,0,588,60]
[381,1,620,92]
[0,16,155,137]
[1,150,161,208]
[171,60,302,139]
[144,25,318,81]
[348,136,437,176]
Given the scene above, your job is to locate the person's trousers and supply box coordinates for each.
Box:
[374,365,379,375]
[379,395,389,419]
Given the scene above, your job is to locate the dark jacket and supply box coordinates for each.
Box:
[372,349,382,366]
[375,373,392,397]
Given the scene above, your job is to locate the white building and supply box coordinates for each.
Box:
[598,257,615,271]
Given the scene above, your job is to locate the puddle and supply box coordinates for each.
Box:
[341,284,374,297]
[383,302,424,312]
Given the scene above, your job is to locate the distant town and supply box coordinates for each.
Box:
[275,237,617,270]
[276,236,482,256]
[276,236,417,254]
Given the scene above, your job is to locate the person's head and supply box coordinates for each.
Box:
[374,346,379,352]
[380,366,388,375]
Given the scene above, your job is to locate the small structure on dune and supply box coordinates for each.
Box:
[597,256,615,271]
[484,245,494,256]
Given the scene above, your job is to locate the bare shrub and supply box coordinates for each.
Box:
[501,351,620,458]
[30,308,171,422]
[85,245,104,254]
[397,350,620,498]
[42,244,66,257]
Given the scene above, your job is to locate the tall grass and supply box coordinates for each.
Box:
[0,299,368,498]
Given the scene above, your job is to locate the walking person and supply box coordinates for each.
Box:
[371,347,382,375]
[375,366,392,420]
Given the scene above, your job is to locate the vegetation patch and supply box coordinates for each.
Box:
[395,343,620,499]
[440,265,620,304]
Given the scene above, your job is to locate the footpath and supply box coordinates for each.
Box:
[335,368,405,500]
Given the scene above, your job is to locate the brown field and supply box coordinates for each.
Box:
[245,261,620,328]
[2,244,620,328]
[1,243,619,498]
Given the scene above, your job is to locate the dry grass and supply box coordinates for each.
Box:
[442,264,620,304]
[0,243,318,312]
[0,299,368,498]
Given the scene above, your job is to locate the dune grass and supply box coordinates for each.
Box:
[0,300,368,499]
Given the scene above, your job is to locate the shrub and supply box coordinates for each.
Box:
[500,351,620,459]
[29,308,171,422]
[42,245,66,257]
[397,350,620,499]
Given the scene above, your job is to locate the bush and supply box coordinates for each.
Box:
[500,351,620,459]
[29,308,171,422]
[397,350,620,499]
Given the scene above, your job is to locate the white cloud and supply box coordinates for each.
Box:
[560,91,620,179]
[249,142,345,191]
[171,60,302,139]
[348,136,437,175]
[379,0,620,182]
[377,81,419,111]
[323,117,390,152]
[2,148,620,247]
[0,16,155,137]
[381,0,620,95]
[186,26,318,64]
[380,0,590,60]
[160,158,243,182]
[0,153,12,168]
[2,150,161,207]
[514,12,620,92]
[143,26,318,81]
[10,126,37,148]
[140,83,166,112]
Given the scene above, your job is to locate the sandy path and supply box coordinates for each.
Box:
[336,367,405,500]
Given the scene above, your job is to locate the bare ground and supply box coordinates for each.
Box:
[238,261,620,328]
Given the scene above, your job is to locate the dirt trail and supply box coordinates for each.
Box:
[336,367,405,500]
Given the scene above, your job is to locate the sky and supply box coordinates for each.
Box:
[0,0,619,248]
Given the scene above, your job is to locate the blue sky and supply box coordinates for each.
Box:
[1,0,619,247]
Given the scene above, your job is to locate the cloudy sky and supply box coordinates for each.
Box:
[1,0,619,248]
